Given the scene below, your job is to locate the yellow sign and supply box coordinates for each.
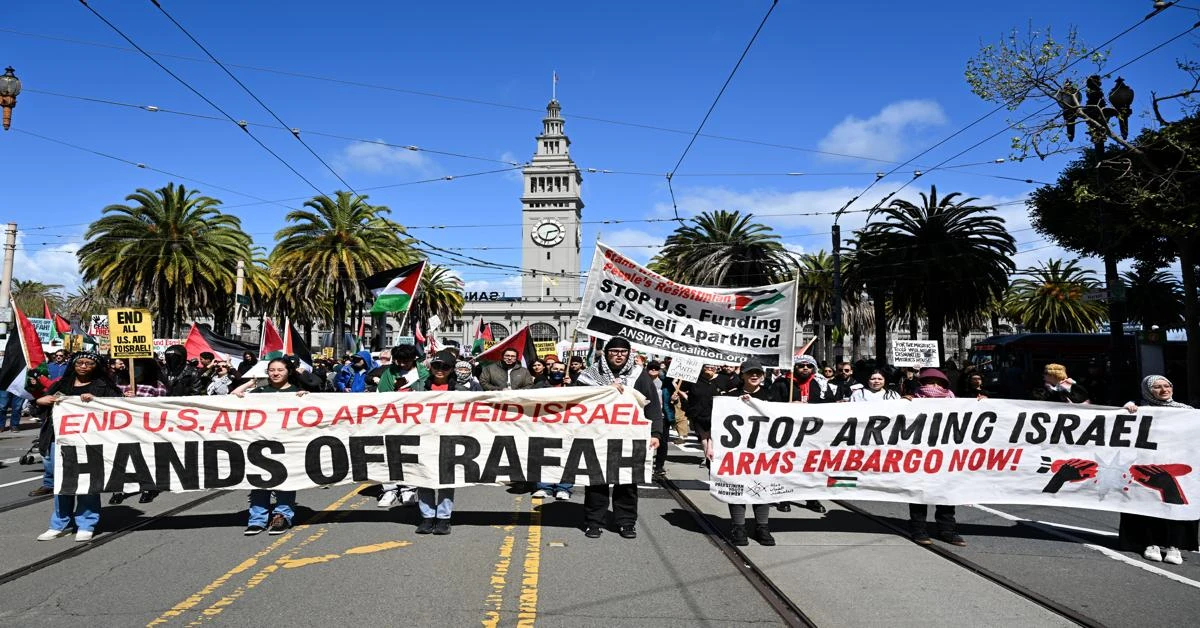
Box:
[534,341,558,359]
[321,347,335,360]
[107,308,155,358]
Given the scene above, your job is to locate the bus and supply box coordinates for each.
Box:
[967,333,1188,403]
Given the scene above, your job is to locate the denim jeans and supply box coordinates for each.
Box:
[535,482,573,496]
[50,493,101,532]
[0,391,23,429]
[43,441,55,489]
[417,488,454,519]
[247,490,296,527]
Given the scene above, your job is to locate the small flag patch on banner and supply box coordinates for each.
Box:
[826,475,858,488]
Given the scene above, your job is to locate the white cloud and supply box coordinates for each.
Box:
[600,228,666,265]
[332,139,435,175]
[818,100,948,162]
[462,275,522,297]
[12,233,84,291]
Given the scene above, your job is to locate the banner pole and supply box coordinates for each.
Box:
[790,272,799,403]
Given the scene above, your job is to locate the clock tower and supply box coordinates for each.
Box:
[521,98,583,300]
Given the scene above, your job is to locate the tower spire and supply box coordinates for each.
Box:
[552,71,558,101]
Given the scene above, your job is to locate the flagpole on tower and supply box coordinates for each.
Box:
[552,71,557,101]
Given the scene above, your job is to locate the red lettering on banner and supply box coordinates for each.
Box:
[279,407,297,428]
[58,413,82,435]
[736,452,754,475]
[588,405,611,424]
[445,402,469,422]
[882,449,903,472]
[356,405,378,423]
[819,449,846,472]
[295,406,323,428]
[802,449,819,473]
[377,403,402,424]
[717,452,735,475]
[210,411,234,433]
[626,405,648,426]
[860,449,882,472]
[402,404,422,424]
[562,403,587,424]
[178,408,199,431]
[143,411,168,433]
[330,406,355,426]
[903,449,922,473]
[923,449,943,473]
[110,410,133,431]
[242,410,267,430]
[779,451,796,474]
[753,452,781,474]
[83,411,106,433]
[469,403,493,422]
[498,404,522,422]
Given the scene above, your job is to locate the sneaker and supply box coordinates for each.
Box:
[730,524,749,546]
[28,486,52,497]
[74,530,94,543]
[1164,547,1183,565]
[416,518,436,534]
[433,519,452,535]
[754,525,776,546]
[652,469,666,481]
[399,487,418,505]
[377,489,399,508]
[267,514,290,535]
[912,531,933,546]
[584,526,603,538]
[618,525,637,539]
[1144,545,1163,562]
[244,525,266,536]
[139,490,160,504]
[775,502,792,512]
[554,490,571,501]
[806,500,827,514]
[531,489,549,499]
[36,528,71,541]
[939,532,967,547]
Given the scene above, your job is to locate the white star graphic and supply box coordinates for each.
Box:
[1094,451,1137,501]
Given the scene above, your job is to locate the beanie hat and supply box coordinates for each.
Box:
[604,337,632,351]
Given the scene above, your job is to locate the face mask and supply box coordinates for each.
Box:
[549,371,565,384]
[456,370,472,384]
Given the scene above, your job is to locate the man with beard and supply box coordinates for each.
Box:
[573,338,662,539]
[480,348,533,390]
[769,354,830,514]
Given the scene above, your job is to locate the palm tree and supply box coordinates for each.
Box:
[10,278,65,316]
[77,183,253,337]
[1122,262,1186,331]
[407,264,465,339]
[794,251,835,362]
[1005,258,1107,332]
[64,282,115,324]
[649,210,795,287]
[854,185,1016,360]
[273,191,416,356]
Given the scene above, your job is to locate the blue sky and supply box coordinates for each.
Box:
[3,1,1196,297]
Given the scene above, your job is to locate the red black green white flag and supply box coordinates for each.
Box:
[0,308,49,400]
[184,322,257,367]
[474,324,539,367]
[365,261,426,315]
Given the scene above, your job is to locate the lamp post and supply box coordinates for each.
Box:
[0,67,20,131]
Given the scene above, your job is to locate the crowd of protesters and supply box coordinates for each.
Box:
[7,340,1193,566]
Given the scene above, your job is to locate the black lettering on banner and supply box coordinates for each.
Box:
[306,436,349,485]
[525,437,562,484]
[862,416,888,445]
[972,412,997,442]
[480,436,525,483]
[384,435,419,481]
[59,444,105,494]
[560,439,604,485]
[203,441,246,489]
[830,418,858,447]
[889,413,926,445]
[246,440,286,488]
[941,413,969,445]
[1076,416,1106,446]
[795,416,823,446]
[1135,415,1159,450]
[722,414,743,447]
[155,441,200,490]
[746,415,769,448]
[1109,415,1133,447]
[348,436,385,481]
[1027,412,1051,443]
[104,443,155,492]
[766,416,793,448]
[606,439,647,485]
[1050,414,1081,445]
[440,436,482,483]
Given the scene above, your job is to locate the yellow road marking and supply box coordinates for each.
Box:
[343,540,412,555]
[517,504,542,627]
[278,554,340,569]
[481,495,524,628]
[146,485,364,628]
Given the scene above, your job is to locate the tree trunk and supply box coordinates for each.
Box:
[1178,237,1200,405]
[332,279,346,359]
[371,313,386,351]
[927,305,946,367]
[990,311,1001,337]
[1104,252,1128,395]
[823,324,834,366]
[873,291,887,366]
[909,315,919,340]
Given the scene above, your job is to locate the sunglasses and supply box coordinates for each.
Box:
[842,369,853,373]
[431,362,451,370]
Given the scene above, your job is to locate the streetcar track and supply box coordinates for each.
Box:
[0,491,226,587]
[0,494,52,515]
[833,500,1106,628]
[658,476,818,628]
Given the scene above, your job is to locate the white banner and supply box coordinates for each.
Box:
[892,340,940,368]
[710,396,1200,520]
[578,242,797,367]
[52,388,653,494]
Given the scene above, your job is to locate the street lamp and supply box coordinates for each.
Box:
[0,67,20,131]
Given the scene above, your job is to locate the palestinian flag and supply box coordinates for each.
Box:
[365,261,426,315]
[283,319,313,372]
[0,309,48,400]
[470,317,492,355]
[260,318,285,359]
[826,475,858,488]
[184,322,257,367]
[474,324,539,367]
[53,313,72,337]
[733,289,785,312]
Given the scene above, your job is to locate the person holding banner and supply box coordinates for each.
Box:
[235,358,307,536]
[713,359,779,546]
[455,360,484,391]
[1119,376,1198,565]
[849,370,901,402]
[532,361,575,501]
[677,365,722,469]
[905,367,967,547]
[110,358,169,505]
[574,337,662,539]
[34,351,121,543]
[373,344,424,509]
[414,349,464,535]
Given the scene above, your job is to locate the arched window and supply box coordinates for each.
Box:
[529,322,559,343]
[487,323,510,342]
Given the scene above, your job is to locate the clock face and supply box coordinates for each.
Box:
[532,218,565,247]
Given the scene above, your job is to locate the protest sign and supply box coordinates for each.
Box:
[666,354,704,384]
[578,242,797,367]
[892,340,940,368]
[52,387,654,494]
[29,317,54,344]
[88,315,109,338]
[709,396,1200,519]
[534,341,558,359]
[108,308,154,359]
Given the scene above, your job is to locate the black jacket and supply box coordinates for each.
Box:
[723,384,780,403]
[770,375,832,403]
[680,376,721,420]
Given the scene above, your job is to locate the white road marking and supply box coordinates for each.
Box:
[972,504,1200,590]
[0,476,41,489]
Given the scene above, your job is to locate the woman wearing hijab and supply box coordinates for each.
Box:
[34,351,121,543]
[1119,376,1197,565]
[904,367,966,547]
